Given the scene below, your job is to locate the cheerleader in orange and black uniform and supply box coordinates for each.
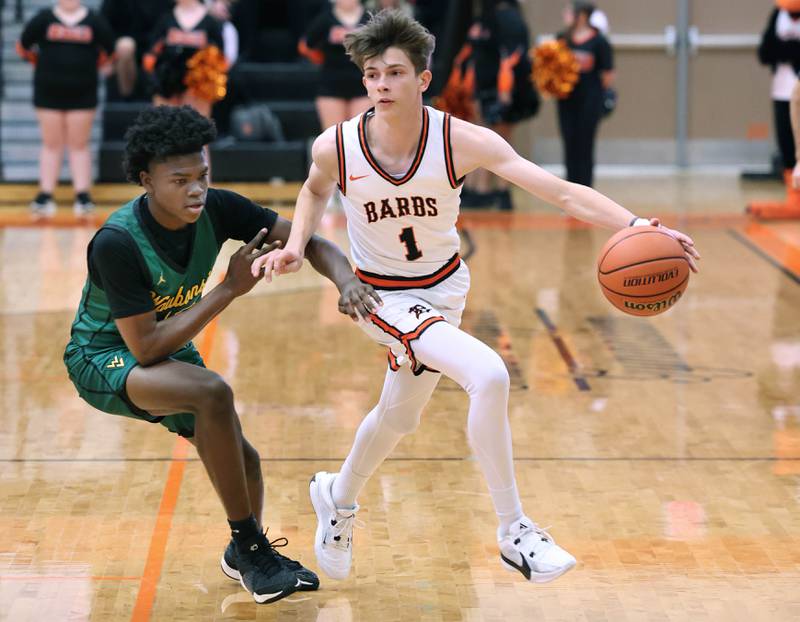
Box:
[144,0,226,118]
[299,0,371,130]
[17,0,116,218]
[463,0,539,210]
[556,2,614,188]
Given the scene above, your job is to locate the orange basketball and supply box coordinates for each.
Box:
[597,225,690,316]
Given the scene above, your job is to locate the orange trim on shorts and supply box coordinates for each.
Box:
[356,253,461,290]
[358,107,429,185]
[370,313,445,371]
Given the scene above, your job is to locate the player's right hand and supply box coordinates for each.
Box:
[251,247,304,283]
[223,229,281,297]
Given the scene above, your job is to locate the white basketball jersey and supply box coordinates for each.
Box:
[336,106,463,285]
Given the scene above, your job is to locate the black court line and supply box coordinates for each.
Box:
[535,307,591,391]
[728,229,800,284]
[3,456,797,463]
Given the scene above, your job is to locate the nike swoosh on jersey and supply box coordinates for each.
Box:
[349,173,369,181]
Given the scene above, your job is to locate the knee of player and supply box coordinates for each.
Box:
[383,406,423,435]
[115,37,136,59]
[476,354,510,395]
[194,373,235,412]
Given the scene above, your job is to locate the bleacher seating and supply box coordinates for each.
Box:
[98,62,322,183]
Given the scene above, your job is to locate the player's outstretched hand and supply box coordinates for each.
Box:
[251,247,304,282]
[223,229,281,297]
[648,218,701,273]
[338,278,383,321]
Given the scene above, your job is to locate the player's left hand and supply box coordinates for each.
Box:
[338,278,383,321]
[648,218,701,273]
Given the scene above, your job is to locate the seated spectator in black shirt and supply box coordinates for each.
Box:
[100,0,172,99]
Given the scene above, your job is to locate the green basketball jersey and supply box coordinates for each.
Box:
[68,196,218,351]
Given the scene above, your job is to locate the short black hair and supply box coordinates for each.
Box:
[123,105,217,184]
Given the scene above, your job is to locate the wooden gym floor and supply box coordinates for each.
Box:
[0,175,799,621]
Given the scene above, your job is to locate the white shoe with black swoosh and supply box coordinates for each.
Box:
[498,518,576,583]
[310,471,361,580]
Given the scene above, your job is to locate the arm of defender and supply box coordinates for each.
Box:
[117,230,277,366]
[263,216,382,319]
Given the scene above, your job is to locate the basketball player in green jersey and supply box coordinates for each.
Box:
[63,105,382,604]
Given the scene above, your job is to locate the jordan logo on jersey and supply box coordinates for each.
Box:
[364,196,438,223]
[409,304,431,319]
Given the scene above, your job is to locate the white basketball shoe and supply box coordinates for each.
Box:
[498,518,576,583]
[309,471,360,580]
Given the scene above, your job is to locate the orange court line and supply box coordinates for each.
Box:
[0,575,140,581]
[129,293,221,622]
[742,222,800,278]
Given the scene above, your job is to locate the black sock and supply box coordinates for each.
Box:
[228,514,260,550]
[34,192,52,204]
[75,192,91,205]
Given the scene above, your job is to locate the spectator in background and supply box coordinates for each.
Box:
[463,0,539,210]
[749,0,800,219]
[556,2,614,188]
[300,0,371,130]
[144,0,226,118]
[367,0,413,16]
[17,0,116,218]
[207,0,239,66]
[100,0,171,100]
[759,2,800,185]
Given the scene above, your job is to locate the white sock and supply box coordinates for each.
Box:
[492,483,525,536]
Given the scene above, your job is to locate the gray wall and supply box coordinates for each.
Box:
[515,0,774,167]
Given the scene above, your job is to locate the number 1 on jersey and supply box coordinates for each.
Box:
[399,227,423,261]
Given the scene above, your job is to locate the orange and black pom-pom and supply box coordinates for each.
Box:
[531,40,579,100]
[184,45,229,103]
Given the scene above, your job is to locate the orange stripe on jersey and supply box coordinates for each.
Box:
[358,108,429,185]
[387,349,401,371]
[443,114,463,189]
[336,123,346,195]
[356,253,461,290]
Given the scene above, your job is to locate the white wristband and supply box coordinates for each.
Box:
[630,217,652,227]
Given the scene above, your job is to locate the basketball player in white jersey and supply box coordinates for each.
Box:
[253,10,700,584]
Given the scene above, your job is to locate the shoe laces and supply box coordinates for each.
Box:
[513,523,555,558]
[264,528,300,570]
[242,532,282,573]
[327,509,364,551]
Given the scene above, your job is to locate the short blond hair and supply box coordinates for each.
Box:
[344,9,435,75]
